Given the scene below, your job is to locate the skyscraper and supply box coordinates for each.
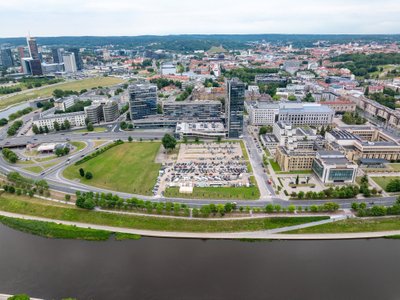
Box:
[129,84,158,120]
[52,48,64,64]
[226,78,245,138]
[62,52,77,73]
[67,48,83,70]
[27,36,40,60]
[0,47,14,68]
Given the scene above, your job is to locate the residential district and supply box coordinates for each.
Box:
[1,34,400,230]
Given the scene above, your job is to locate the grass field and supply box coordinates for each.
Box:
[371,176,400,191]
[269,159,282,172]
[239,141,252,172]
[287,217,400,234]
[0,194,328,233]
[278,170,312,175]
[389,164,400,171]
[0,77,124,110]
[73,127,107,133]
[63,142,161,195]
[24,166,44,174]
[71,141,87,151]
[164,184,260,200]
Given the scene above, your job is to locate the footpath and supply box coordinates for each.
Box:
[0,209,398,240]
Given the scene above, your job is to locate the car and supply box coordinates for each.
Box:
[80,154,85,157]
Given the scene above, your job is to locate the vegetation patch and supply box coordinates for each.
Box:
[164,185,260,200]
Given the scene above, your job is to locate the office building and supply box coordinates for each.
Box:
[248,102,279,125]
[52,48,64,64]
[67,48,83,70]
[129,84,158,120]
[54,96,79,112]
[33,110,86,130]
[21,58,43,76]
[102,101,119,122]
[84,104,103,124]
[163,100,221,121]
[62,53,77,73]
[27,36,40,60]
[226,78,245,138]
[312,151,358,184]
[0,47,14,68]
[275,147,317,172]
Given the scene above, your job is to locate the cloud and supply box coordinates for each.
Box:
[0,0,399,37]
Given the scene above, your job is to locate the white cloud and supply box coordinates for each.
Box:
[0,0,399,37]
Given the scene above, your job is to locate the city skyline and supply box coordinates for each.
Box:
[1,0,400,37]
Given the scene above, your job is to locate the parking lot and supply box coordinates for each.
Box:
[156,142,252,195]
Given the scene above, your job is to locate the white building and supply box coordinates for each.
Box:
[248,102,279,125]
[33,111,86,130]
[62,53,77,73]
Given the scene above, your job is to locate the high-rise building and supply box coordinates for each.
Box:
[129,84,158,120]
[62,53,77,73]
[226,78,245,138]
[52,48,64,64]
[0,47,14,68]
[67,48,83,70]
[27,36,40,60]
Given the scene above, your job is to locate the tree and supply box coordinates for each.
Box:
[128,136,133,142]
[55,148,64,157]
[64,119,71,130]
[288,95,297,101]
[85,172,93,180]
[87,122,94,132]
[295,175,300,185]
[162,134,177,151]
[44,126,49,133]
[79,168,85,177]
[7,294,31,300]
[32,124,39,134]
[195,137,199,143]
[65,194,71,202]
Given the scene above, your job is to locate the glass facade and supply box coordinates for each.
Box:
[328,169,354,182]
[129,84,158,120]
[312,160,324,178]
[227,79,244,138]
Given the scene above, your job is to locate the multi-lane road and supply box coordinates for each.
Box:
[0,119,397,209]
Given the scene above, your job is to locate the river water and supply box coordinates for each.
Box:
[1,224,400,300]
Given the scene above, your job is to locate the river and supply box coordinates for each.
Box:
[1,224,400,300]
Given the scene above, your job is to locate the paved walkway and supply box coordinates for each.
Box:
[0,209,398,240]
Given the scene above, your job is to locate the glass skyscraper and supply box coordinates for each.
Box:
[129,84,158,120]
[226,78,245,138]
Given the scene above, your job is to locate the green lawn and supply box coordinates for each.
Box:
[389,164,400,171]
[24,166,43,174]
[287,217,400,234]
[239,141,252,172]
[0,215,111,240]
[164,184,260,200]
[70,141,87,151]
[278,170,312,175]
[371,176,400,191]
[63,142,161,195]
[269,159,282,172]
[0,195,328,233]
[0,77,124,110]
[73,127,107,133]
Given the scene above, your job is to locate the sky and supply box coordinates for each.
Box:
[0,0,399,37]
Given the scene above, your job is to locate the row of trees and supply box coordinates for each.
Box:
[2,148,18,163]
[291,185,361,200]
[7,120,23,136]
[352,197,400,217]
[75,140,124,166]
[342,111,367,125]
[4,171,50,197]
[176,86,193,101]
[8,107,33,121]
[55,146,70,157]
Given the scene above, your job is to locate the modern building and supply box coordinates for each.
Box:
[52,48,64,64]
[21,58,43,76]
[248,102,279,125]
[0,47,14,68]
[312,151,358,184]
[226,78,245,138]
[41,63,64,74]
[84,103,103,124]
[175,122,226,139]
[102,101,119,122]
[67,48,83,70]
[54,96,79,112]
[27,36,40,60]
[129,84,158,120]
[163,100,221,121]
[62,53,77,73]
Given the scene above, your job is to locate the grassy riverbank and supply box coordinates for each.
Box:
[0,195,328,233]
[287,217,400,234]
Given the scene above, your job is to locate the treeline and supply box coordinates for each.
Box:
[342,111,366,125]
[19,76,62,89]
[3,171,50,197]
[353,197,400,217]
[223,67,279,84]
[331,53,400,77]
[176,86,193,101]
[9,107,33,121]
[75,140,124,166]
[0,86,22,95]
[150,78,183,90]
[368,88,400,110]
[7,120,23,136]
[291,185,361,200]
[2,148,18,163]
